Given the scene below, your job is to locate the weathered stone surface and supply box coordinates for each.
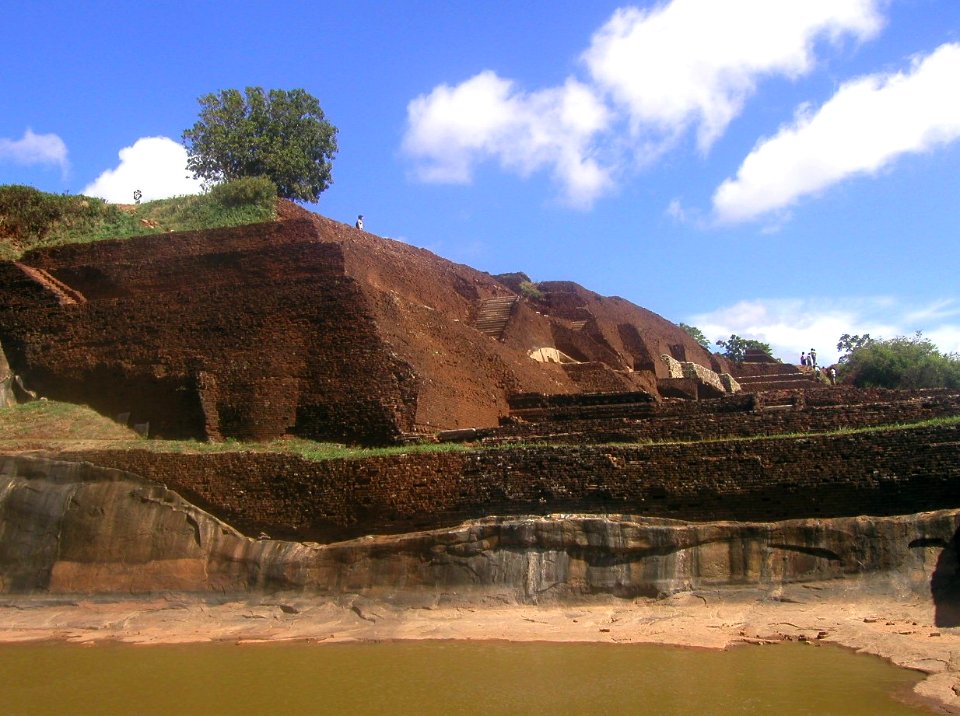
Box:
[487,389,960,445]
[718,373,741,393]
[49,422,960,542]
[660,354,684,379]
[0,339,13,408]
[0,216,721,443]
[2,455,957,602]
[680,360,726,397]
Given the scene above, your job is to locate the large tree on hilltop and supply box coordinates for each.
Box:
[182,87,338,203]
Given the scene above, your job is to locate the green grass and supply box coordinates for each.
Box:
[141,436,476,461]
[1,399,958,462]
[0,178,277,260]
[0,400,139,442]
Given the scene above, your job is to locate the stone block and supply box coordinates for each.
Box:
[680,361,726,398]
[719,373,742,393]
[660,354,684,379]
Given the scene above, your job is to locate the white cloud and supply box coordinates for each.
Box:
[583,0,882,153]
[691,296,960,364]
[0,128,69,172]
[402,0,882,208]
[714,42,960,223]
[403,72,613,208]
[927,325,960,355]
[83,136,203,203]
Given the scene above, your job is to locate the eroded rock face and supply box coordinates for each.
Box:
[0,340,14,408]
[1,455,957,601]
[0,216,727,443]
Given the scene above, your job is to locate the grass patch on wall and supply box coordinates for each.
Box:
[0,400,140,446]
[0,178,276,260]
[1,398,957,460]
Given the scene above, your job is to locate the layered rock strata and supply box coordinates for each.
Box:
[1,455,958,603]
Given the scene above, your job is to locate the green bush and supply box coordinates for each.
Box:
[0,185,104,243]
[208,176,277,208]
[840,333,960,389]
[518,280,544,300]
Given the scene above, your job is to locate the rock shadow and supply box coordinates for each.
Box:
[930,527,960,627]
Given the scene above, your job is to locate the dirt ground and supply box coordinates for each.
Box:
[2,584,959,714]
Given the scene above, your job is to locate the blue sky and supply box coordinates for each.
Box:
[3,0,959,364]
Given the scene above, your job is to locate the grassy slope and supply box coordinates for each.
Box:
[0,180,276,261]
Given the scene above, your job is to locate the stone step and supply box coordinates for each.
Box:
[736,373,810,384]
[473,296,519,339]
[14,263,86,306]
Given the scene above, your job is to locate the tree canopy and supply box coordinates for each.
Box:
[679,323,710,349]
[836,333,874,363]
[182,87,338,203]
[716,334,773,363]
[838,333,960,389]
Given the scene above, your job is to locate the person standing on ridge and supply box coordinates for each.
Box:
[810,348,817,367]
[355,214,364,230]
[800,351,807,366]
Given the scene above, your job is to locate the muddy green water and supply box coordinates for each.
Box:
[0,641,930,715]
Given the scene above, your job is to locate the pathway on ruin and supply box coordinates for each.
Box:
[734,371,822,392]
[14,263,86,306]
[473,296,519,340]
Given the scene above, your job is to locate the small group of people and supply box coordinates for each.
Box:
[801,348,837,384]
[817,366,837,384]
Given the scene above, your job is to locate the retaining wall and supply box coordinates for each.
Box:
[66,422,960,542]
[488,389,960,444]
[0,220,417,443]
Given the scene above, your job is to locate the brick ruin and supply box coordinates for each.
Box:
[469,386,960,444]
[3,207,959,550]
[0,213,722,443]
[0,221,417,443]
[65,416,960,542]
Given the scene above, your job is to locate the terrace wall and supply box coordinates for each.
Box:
[68,422,960,542]
[0,220,417,443]
[487,389,960,444]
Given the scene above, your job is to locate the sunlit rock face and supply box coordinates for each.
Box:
[0,216,720,445]
[1,455,956,602]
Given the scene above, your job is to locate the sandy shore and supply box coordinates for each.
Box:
[2,584,960,714]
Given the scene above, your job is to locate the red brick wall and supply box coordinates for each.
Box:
[491,389,960,444]
[0,220,418,443]
[68,422,960,542]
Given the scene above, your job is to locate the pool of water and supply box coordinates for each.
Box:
[0,640,929,715]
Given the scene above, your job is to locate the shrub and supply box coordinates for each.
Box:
[518,280,544,300]
[0,181,277,259]
[840,333,960,389]
[208,176,277,208]
[0,185,99,242]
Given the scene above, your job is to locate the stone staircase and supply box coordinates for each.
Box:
[473,296,519,340]
[14,263,86,306]
[733,365,822,392]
